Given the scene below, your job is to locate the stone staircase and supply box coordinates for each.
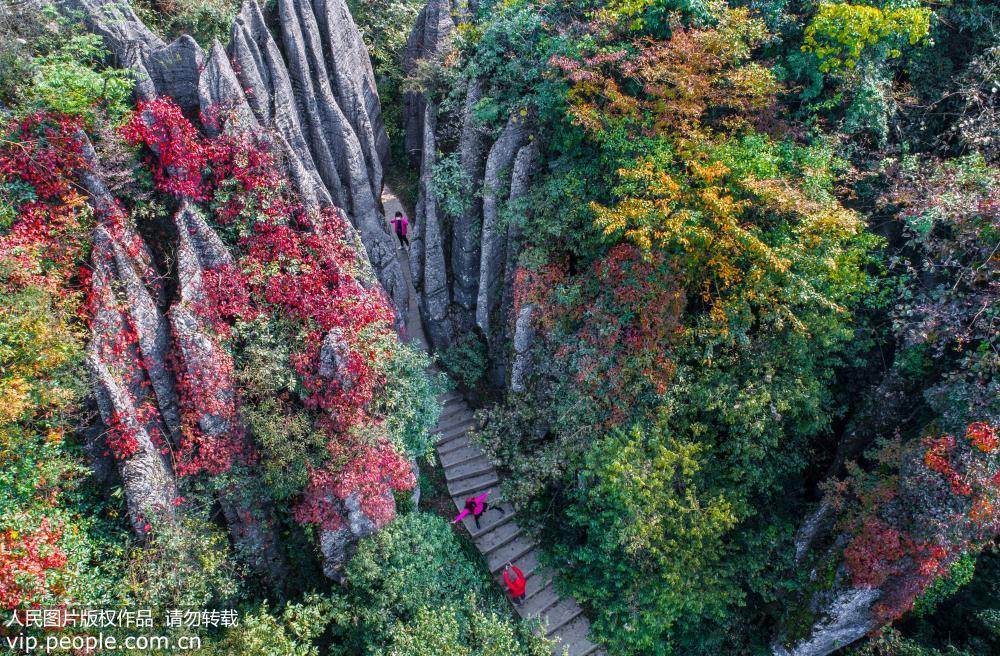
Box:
[383,187,606,656]
[434,389,607,656]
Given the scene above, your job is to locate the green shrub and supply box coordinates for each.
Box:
[30,34,134,123]
[437,333,488,388]
[134,0,240,47]
[327,512,545,654]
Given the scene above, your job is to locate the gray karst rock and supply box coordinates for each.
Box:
[199,40,259,137]
[228,0,335,211]
[65,0,408,581]
[475,113,531,348]
[451,79,489,324]
[319,492,392,582]
[319,328,356,390]
[404,6,550,366]
[88,225,178,533]
[169,203,288,588]
[67,0,406,322]
[313,0,388,183]
[772,584,879,656]
[59,0,164,99]
[497,139,539,377]
[277,0,349,205]
[411,103,452,349]
[510,303,536,393]
[77,133,183,441]
[793,501,835,565]
[402,0,458,164]
[276,0,408,318]
[169,307,237,437]
[173,201,233,301]
[142,35,204,113]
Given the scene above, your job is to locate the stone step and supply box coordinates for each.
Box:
[510,549,541,580]
[436,428,475,450]
[433,417,478,442]
[474,520,522,555]
[461,502,516,538]
[444,457,494,483]
[520,564,553,600]
[541,598,584,637]
[439,443,485,468]
[433,412,477,435]
[447,471,499,499]
[549,616,600,656]
[517,584,561,620]
[438,390,462,403]
[438,434,473,455]
[429,390,604,655]
[487,536,535,574]
[439,402,471,421]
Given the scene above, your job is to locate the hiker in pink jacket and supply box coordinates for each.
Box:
[390,211,409,249]
[452,489,505,529]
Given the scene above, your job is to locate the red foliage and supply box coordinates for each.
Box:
[293,436,416,531]
[170,332,252,477]
[0,520,68,610]
[842,518,906,589]
[105,411,142,460]
[511,244,682,428]
[0,113,91,294]
[123,98,413,527]
[967,422,998,453]
[841,421,1000,622]
[120,98,209,200]
[0,113,87,201]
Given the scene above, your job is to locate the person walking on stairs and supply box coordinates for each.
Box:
[452,489,505,529]
[390,211,409,249]
[504,562,526,606]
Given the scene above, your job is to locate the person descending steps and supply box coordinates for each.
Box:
[452,489,505,529]
[504,562,527,606]
[383,187,605,656]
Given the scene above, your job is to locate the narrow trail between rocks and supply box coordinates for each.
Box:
[382,188,606,656]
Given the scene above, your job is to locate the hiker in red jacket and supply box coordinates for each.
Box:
[390,211,409,249]
[452,489,505,530]
[504,561,526,605]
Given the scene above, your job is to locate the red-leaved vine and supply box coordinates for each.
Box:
[0,520,68,611]
[122,97,414,531]
[838,421,1000,622]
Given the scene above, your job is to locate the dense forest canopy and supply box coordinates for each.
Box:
[0,0,997,655]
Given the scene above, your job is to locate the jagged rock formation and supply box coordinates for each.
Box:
[405,12,542,385]
[772,368,926,655]
[85,221,180,533]
[773,585,879,656]
[403,0,460,164]
[451,79,490,331]
[319,328,357,390]
[497,139,539,377]
[319,492,389,582]
[198,40,258,137]
[409,102,453,348]
[77,132,181,534]
[510,303,536,394]
[476,115,532,356]
[169,201,288,589]
[62,0,407,580]
[63,0,407,320]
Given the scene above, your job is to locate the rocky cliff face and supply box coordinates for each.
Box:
[404,1,541,387]
[64,0,406,317]
[61,0,407,582]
